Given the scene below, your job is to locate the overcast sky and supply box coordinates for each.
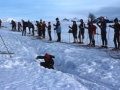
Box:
[0,0,120,21]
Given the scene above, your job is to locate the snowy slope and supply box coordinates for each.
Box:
[0,21,120,90]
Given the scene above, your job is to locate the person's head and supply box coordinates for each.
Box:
[40,19,42,22]
[80,19,83,22]
[56,18,59,21]
[73,21,76,24]
[43,21,45,24]
[48,22,51,25]
[45,53,51,59]
[114,18,118,24]
[100,17,104,22]
[90,22,93,25]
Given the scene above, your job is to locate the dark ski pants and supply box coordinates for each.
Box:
[48,31,52,40]
[43,29,46,38]
[38,29,41,36]
[57,32,61,42]
[40,62,54,69]
[101,32,107,46]
[72,32,77,42]
[114,33,119,49]
[22,27,26,36]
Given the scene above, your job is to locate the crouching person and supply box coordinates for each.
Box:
[36,53,55,69]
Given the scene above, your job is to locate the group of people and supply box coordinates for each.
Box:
[9,17,120,51]
[35,18,61,42]
[69,17,120,50]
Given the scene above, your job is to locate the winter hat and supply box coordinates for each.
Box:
[114,18,118,22]
[45,53,51,59]
[56,18,59,20]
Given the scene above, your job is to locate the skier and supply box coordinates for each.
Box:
[53,18,60,41]
[69,21,78,43]
[21,19,27,36]
[31,22,35,36]
[35,21,40,36]
[39,19,43,38]
[18,22,22,32]
[86,22,97,47]
[56,21,61,42]
[78,19,85,43]
[36,53,55,69]
[97,17,107,48]
[109,18,120,50]
[85,19,92,45]
[46,22,52,41]
[28,20,31,34]
[42,21,46,38]
[0,19,2,28]
[11,20,16,31]
[53,18,59,30]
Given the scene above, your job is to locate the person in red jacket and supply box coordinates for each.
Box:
[85,22,97,47]
[89,22,97,47]
[0,19,2,28]
[18,22,22,32]
[36,53,55,69]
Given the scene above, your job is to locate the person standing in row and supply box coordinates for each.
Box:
[42,21,46,38]
[69,21,78,43]
[109,18,120,50]
[53,18,60,41]
[56,21,61,42]
[18,22,22,32]
[39,19,43,38]
[78,19,85,44]
[97,17,107,48]
[46,22,52,41]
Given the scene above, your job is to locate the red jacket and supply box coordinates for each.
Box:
[90,25,97,34]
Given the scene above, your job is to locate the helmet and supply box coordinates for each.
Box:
[114,18,118,22]
[45,53,51,59]
[56,18,59,20]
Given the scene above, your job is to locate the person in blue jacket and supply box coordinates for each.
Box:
[97,17,107,48]
[56,21,61,42]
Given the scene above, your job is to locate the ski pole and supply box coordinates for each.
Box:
[69,33,70,43]
[0,35,12,58]
[108,27,110,46]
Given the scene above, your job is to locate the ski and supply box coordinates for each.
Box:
[106,50,120,59]
[0,51,14,54]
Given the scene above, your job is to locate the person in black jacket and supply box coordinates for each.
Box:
[36,53,55,69]
[22,19,28,36]
[69,21,78,43]
[46,22,52,41]
[53,18,59,30]
[109,18,120,50]
[11,20,16,31]
[97,17,107,48]
[78,19,85,43]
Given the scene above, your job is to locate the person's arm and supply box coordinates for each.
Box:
[109,24,114,28]
[50,55,55,58]
[36,56,45,59]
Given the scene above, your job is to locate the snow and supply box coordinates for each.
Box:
[0,21,120,90]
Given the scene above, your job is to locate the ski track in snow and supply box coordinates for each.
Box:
[0,22,120,90]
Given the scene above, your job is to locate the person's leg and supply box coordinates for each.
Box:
[114,33,117,49]
[40,62,47,68]
[101,32,104,46]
